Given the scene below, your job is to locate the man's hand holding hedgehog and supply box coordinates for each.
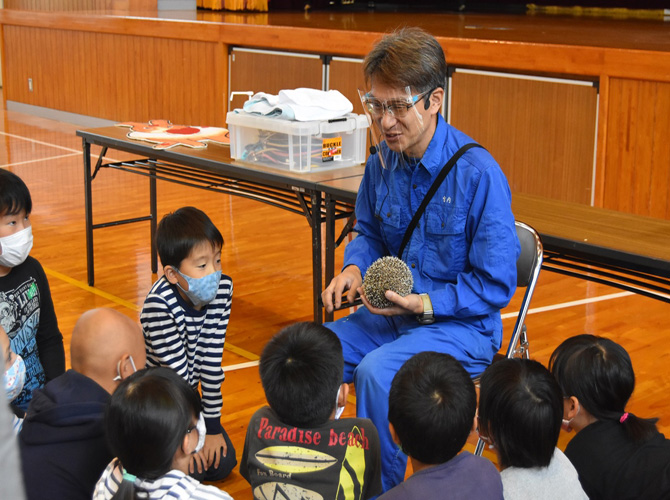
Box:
[322,256,422,317]
[322,264,363,313]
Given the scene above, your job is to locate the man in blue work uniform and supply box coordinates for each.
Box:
[322,27,520,493]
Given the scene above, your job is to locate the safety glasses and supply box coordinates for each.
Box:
[362,88,435,119]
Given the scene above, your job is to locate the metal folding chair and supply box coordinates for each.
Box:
[474,220,543,456]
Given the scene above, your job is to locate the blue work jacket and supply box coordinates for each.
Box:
[344,115,520,338]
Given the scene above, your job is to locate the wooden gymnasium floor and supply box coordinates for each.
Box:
[2,102,669,499]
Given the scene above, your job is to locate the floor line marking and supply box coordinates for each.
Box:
[0,131,82,154]
[42,265,260,362]
[501,291,633,319]
[43,266,141,312]
[0,152,80,169]
[0,131,122,163]
[222,360,259,371]
[225,343,260,361]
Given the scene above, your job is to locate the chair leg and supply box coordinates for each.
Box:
[520,324,530,359]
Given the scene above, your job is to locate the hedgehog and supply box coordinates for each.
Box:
[362,256,414,309]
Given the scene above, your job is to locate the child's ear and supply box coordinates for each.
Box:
[565,396,580,420]
[180,432,191,455]
[337,383,349,408]
[388,422,401,446]
[118,354,135,379]
[476,419,490,440]
[475,416,495,448]
[164,265,180,285]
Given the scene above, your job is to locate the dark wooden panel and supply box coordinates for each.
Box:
[602,78,670,219]
[450,70,598,204]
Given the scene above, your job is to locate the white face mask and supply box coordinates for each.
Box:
[334,386,345,420]
[194,413,206,453]
[112,355,137,382]
[562,401,581,432]
[0,226,33,268]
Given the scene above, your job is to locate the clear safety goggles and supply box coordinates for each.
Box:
[361,88,435,119]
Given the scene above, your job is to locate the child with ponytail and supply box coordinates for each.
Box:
[549,334,670,500]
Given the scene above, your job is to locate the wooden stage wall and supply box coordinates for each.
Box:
[4,0,158,10]
[1,9,670,219]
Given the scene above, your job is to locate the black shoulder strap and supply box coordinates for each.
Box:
[397,143,483,259]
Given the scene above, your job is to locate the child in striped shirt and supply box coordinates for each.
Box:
[141,206,236,482]
[94,367,234,500]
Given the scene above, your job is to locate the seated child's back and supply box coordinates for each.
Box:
[379,351,502,500]
[478,358,587,500]
[550,335,670,500]
[240,322,382,500]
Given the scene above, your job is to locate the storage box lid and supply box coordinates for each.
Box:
[226,111,368,135]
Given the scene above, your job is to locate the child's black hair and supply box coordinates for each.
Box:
[0,169,32,216]
[388,351,476,465]
[549,334,658,443]
[105,367,201,499]
[478,358,562,469]
[259,322,344,428]
[155,206,223,269]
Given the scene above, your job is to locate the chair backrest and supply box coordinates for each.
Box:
[516,221,542,288]
[505,221,543,358]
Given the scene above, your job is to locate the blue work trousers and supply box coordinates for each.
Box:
[326,308,498,493]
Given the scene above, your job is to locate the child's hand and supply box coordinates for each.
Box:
[190,448,207,475]
[203,433,227,469]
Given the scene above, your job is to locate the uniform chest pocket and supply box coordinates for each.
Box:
[375,197,403,229]
[423,205,468,278]
[374,197,403,250]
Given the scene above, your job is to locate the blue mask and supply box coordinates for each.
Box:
[5,355,25,402]
[176,269,221,308]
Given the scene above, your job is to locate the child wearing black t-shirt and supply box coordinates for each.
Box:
[240,322,382,500]
[0,169,64,409]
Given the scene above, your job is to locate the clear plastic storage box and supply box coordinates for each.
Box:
[226,111,368,173]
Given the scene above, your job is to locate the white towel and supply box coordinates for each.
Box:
[242,88,353,121]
